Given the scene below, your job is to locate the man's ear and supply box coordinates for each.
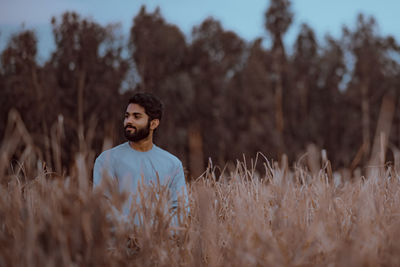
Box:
[150,119,160,130]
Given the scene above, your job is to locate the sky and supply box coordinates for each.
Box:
[0,0,399,61]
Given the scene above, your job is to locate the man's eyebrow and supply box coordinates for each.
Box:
[125,112,143,116]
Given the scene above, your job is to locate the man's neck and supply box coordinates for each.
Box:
[128,137,153,152]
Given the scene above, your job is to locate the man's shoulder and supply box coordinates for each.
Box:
[153,145,182,166]
[96,142,128,161]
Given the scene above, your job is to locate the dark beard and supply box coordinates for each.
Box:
[124,122,150,142]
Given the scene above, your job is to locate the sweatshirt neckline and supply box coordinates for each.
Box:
[126,142,156,153]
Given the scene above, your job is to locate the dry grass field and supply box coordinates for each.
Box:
[1,111,400,266]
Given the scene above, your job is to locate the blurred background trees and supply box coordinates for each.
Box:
[1,0,400,179]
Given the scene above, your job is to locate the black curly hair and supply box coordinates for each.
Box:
[128,92,163,122]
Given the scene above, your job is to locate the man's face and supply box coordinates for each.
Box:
[124,104,151,142]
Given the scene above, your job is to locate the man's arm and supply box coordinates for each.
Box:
[93,153,115,188]
[169,162,189,210]
[93,153,129,222]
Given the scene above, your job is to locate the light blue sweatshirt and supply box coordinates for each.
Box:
[93,142,188,219]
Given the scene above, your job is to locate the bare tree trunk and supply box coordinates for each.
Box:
[41,121,52,171]
[32,66,54,171]
[77,70,86,152]
[368,95,395,169]
[188,122,204,180]
[275,78,284,134]
[272,40,286,158]
[299,79,308,121]
[361,81,370,163]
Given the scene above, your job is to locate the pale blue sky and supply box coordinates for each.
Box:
[1,0,399,61]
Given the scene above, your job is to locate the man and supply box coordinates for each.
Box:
[93,92,188,220]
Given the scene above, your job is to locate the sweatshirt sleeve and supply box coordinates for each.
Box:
[93,153,115,188]
[169,161,189,210]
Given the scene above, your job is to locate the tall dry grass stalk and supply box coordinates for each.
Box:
[1,112,400,266]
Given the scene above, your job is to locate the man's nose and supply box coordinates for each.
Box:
[125,116,134,124]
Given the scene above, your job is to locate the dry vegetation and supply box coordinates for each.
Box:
[1,112,400,267]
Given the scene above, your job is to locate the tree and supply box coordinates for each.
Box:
[189,18,245,170]
[1,30,41,130]
[317,37,347,167]
[46,12,129,169]
[284,24,320,159]
[265,0,293,156]
[129,7,193,170]
[130,6,187,91]
[343,14,395,165]
[225,39,277,162]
